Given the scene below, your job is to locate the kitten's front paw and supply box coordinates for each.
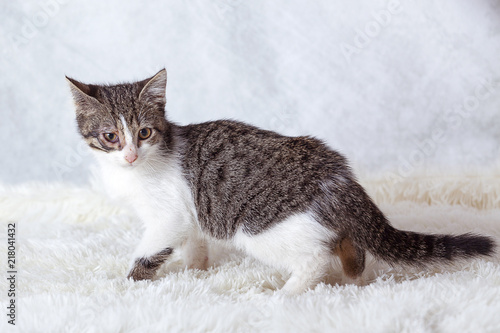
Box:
[127,248,173,281]
[127,258,156,281]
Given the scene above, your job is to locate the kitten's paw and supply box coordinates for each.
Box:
[282,277,309,295]
[127,248,173,281]
[127,258,156,281]
[342,275,366,287]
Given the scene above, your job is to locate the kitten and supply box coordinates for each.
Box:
[67,69,495,294]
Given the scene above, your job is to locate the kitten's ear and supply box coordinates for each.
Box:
[138,69,167,107]
[66,76,102,111]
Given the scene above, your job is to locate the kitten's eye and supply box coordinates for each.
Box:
[138,128,152,140]
[103,133,118,143]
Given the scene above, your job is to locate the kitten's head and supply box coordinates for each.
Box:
[67,69,172,168]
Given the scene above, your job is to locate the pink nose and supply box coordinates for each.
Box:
[125,152,138,164]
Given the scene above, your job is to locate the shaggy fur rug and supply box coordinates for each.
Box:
[0,174,499,332]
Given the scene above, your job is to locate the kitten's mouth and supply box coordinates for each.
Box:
[125,158,144,168]
[122,160,137,168]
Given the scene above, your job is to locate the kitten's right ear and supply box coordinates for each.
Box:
[65,76,102,111]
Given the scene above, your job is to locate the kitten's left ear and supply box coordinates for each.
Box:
[138,69,167,107]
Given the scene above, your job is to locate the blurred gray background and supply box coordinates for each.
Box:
[1,0,499,185]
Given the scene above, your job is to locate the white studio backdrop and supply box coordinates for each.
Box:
[1,0,499,185]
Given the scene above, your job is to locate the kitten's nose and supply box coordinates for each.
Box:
[124,146,138,164]
[125,154,138,164]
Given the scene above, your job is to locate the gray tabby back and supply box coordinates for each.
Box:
[179,120,351,238]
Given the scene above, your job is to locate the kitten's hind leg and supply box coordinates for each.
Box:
[333,236,366,285]
[282,255,331,295]
[234,213,335,294]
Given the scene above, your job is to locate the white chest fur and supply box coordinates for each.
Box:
[98,156,198,233]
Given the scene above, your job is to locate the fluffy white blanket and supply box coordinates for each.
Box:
[1,174,499,332]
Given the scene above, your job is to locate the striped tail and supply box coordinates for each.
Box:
[349,188,495,266]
